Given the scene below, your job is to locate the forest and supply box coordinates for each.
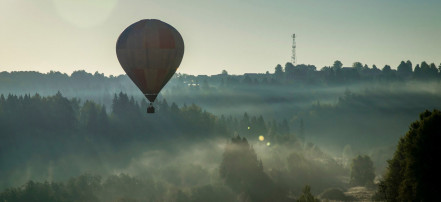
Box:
[0,60,441,201]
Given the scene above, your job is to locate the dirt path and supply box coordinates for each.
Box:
[344,186,376,201]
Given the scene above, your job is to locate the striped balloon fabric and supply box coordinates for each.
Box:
[116,19,184,103]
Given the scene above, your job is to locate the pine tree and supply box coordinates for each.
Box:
[350,155,375,186]
[219,136,286,201]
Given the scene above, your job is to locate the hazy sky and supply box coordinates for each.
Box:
[1,0,440,76]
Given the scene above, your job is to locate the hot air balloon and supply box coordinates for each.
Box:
[116,19,184,113]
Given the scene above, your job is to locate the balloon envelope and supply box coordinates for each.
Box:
[116,19,184,102]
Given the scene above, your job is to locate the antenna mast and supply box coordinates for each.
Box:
[291,34,296,65]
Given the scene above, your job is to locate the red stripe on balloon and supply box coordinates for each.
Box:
[158,27,175,49]
[155,68,168,90]
[133,69,147,93]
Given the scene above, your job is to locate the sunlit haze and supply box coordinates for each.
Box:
[1,1,441,200]
[1,0,441,76]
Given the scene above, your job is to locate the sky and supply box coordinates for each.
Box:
[0,0,441,76]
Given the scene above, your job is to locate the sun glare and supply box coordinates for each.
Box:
[52,0,118,28]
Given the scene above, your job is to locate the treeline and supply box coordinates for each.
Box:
[1,60,440,122]
[161,60,441,87]
[1,60,440,95]
[0,92,292,142]
[0,70,124,90]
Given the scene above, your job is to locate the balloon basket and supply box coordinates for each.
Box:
[147,106,155,113]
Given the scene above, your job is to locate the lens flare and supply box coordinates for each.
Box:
[259,135,264,141]
[52,0,118,28]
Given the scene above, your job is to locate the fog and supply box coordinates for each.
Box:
[1,68,441,201]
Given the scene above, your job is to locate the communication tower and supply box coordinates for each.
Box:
[291,34,296,65]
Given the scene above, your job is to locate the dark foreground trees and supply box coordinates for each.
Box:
[378,109,441,201]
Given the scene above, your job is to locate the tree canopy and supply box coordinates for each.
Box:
[219,136,287,202]
[378,109,441,201]
[350,155,375,187]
